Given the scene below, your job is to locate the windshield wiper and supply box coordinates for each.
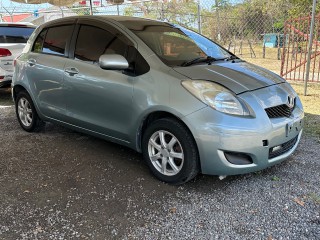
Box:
[181,56,217,67]
[224,55,240,61]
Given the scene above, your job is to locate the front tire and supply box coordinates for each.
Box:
[15,91,44,132]
[142,118,200,184]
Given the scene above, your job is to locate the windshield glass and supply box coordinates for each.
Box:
[131,25,232,67]
[0,26,35,44]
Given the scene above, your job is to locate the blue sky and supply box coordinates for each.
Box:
[1,0,50,11]
[1,0,244,14]
[0,0,219,11]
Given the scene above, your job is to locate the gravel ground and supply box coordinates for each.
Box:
[0,90,319,239]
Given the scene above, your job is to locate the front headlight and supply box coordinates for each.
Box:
[182,80,250,116]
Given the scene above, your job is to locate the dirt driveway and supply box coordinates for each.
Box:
[0,88,319,239]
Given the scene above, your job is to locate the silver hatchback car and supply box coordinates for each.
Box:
[12,16,304,184]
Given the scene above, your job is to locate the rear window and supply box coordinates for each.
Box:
[0,26,35,43]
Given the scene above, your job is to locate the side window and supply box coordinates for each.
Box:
[75,24,150,75]
[32,25,73,56]
[32,29,47,53]
[74,25,130,64]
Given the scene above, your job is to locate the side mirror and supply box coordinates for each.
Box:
[99,54,129,70]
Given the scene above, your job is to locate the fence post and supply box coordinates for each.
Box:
[263,39,266,58]
[89,0,93,15]
[59,7,64,17]
[197,1,201,34]
[2,6,15,22]
[160,0,164,21]
[277,33,281,60]
[215,0,221,41]
[304,0,317,96]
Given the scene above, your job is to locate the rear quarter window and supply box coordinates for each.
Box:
[32,25,74,57]
[0,26,35,43]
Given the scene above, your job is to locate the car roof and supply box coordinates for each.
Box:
[41,15,172,30]
[0,22,36,28]
[106,16,172,30]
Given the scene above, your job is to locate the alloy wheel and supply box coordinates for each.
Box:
[18,97,33,127]
[147,130,184,176]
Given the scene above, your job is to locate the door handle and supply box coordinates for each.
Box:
[64,67,79,76]
[27,58,36,66]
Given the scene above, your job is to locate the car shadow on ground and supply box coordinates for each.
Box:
[0,87,13,106]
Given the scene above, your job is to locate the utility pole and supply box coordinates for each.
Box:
[215,0,221,41]
[89,0,93,15]
[304,0,317,95]
[197,0,201,34]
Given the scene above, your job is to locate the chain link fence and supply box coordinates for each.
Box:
[1,0,319,81]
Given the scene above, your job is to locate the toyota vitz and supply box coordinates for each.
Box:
[12,16,304,184]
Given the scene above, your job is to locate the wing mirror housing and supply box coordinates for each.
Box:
[99,54,129,70]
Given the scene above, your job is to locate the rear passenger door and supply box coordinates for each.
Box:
[26,23,74,120]
[63,20,136,142]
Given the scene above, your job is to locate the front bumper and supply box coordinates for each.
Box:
[183,93,304,176]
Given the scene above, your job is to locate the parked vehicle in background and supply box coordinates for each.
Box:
[12,16,304,184]
[0,22,36,88]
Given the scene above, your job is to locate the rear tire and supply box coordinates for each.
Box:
[142,118,200,184]
[15,91,44,132]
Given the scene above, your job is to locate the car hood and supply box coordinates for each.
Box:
[173,61,285,94]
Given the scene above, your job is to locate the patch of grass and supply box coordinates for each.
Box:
[271,176,281,181]
[309,193,320,204]
[230,44,282,74]
[290,82,320,138]
[253,171,263,175]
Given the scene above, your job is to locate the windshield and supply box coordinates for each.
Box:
[131,25,232,67]
[0,26,35,44]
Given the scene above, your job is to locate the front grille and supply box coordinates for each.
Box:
[268,135,299,159]
[265,104,294,118]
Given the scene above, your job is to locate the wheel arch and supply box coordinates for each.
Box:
[12,84,27,101]
[136,111,201,169]
[13,84,43,120]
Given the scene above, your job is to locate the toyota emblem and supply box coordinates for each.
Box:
[287,96,295,108]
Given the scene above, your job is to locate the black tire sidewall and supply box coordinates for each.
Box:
[142,118,199,184]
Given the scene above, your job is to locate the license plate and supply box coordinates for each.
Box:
[286,118,302,137]
[1,60,13,65]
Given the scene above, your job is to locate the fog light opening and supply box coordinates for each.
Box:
[271,145,282,152]
[262,140,269,147]
[224,152,253,165]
